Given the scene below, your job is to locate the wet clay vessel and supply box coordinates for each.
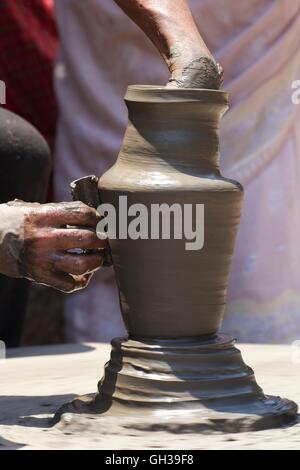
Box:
[55,86,297,432]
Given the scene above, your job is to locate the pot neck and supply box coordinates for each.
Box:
[119,86,229,175]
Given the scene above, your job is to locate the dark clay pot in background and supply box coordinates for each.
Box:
[0,107,51,346]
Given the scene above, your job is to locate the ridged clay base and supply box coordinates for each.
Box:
[54,335,298,433]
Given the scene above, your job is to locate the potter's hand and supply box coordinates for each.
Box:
[114,0,223,89]
[0,201,107,293]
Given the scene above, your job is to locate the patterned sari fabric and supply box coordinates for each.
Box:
[0,0,58,148]
[54,0,300,343]
[210,0,300,342]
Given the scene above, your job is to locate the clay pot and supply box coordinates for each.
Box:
[56,86,297,431]
[99,86,243,338]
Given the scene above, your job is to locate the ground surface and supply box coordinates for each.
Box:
[0,342,299,450]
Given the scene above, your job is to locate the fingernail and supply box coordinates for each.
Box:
[97,231,108,240]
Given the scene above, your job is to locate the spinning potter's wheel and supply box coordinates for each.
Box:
[54,335,297,433]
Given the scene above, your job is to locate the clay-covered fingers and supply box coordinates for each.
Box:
[38,201,101,228]
[54,252,104,276]
[0,201,105,292]
[43,271,93,293]
[172,57,223,89]
[52,227,107,251]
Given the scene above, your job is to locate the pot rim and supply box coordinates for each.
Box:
[125,85,228,105]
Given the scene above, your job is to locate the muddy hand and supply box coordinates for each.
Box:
[0,201,107,293]
[114,0,223,89]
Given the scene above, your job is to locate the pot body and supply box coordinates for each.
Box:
[99,86,243,339]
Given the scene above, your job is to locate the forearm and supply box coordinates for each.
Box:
[114,0,222,89]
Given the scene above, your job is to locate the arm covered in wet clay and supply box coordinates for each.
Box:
[114,0,222,89]
[0,201,107,293]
